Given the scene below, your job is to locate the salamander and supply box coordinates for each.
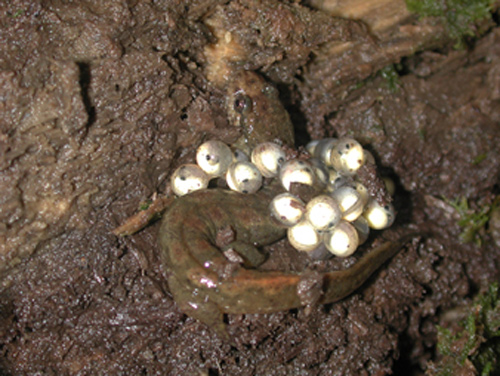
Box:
[157,70,413,338]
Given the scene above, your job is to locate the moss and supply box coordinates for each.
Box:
[428,283,500,375]
[405,0,495,48]
[446,196,499,245]
[379,64,402,92]
[473,153,488,165]
[139,199,153,211]
[7,9,26,18]
[417,128,427,141]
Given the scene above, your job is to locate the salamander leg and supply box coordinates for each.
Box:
[225,240,267,268]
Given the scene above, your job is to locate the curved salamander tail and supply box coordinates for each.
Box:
[320,233,419,304]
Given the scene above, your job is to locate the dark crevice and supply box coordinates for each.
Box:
[208,368,219,376]
[395,57,413,77]
[276,83,310,148]
[0,366,13,376]
[77,62,96,128]
[392,331,422,375]
[493,9,500,26]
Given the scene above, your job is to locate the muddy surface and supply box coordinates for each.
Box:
[1,1,499,375]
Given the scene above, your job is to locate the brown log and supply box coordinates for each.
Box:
[301,0,447,129]
[300,0,498,130]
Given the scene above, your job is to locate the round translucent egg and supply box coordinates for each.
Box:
[171,164,209,196]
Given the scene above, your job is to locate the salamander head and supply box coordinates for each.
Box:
[226,71,295,153]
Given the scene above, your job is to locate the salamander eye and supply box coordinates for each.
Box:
[233,94,252,114]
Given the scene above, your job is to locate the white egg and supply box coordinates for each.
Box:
[352,216,370,244]
[196,140,233,177]
[329,138,365,175]
[363,149,376,165]
[312,138,338,167]
[251,142,286,178]
[327,168,349,192]
[305,195,342,231]
[323,220,359,257]
[287,219,322,252]
[269,193,306,227]
[330,186,364,222]
[171,164,209,196]
[363,199,396,230]
[308,158,330,186]
[382,177,396,196]
[353,181,369,207]
[279,159,316,191]
[226,161,262,194]
[305,139,320,155]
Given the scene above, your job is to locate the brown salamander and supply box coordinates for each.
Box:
[158,71,412,338]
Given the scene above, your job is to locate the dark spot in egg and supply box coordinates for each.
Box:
[180,176,186,181]
[242,178,249,183]
[206,154,211,161]
[242,190,248,194]
[302,168,313,175]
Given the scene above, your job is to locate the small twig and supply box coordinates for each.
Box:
[112,194,175,236]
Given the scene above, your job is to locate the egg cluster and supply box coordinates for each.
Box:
[170,138,395,259]
[170,140,269,196]
[275,138,395,259]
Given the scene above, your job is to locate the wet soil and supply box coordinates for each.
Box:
[1,1,499,375]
